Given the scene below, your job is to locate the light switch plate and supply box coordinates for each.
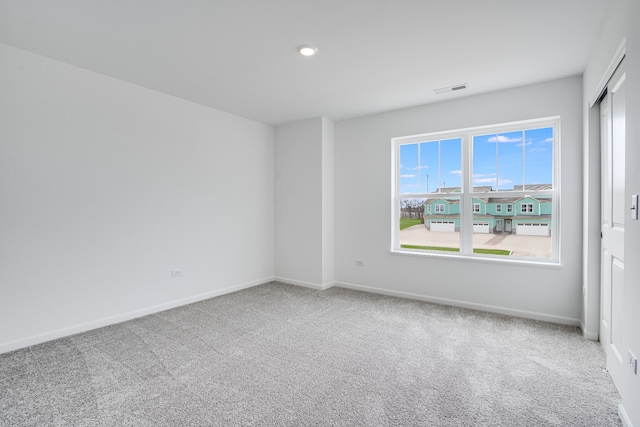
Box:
[628,350,638,375]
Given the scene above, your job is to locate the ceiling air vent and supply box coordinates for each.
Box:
[434,83,468,94]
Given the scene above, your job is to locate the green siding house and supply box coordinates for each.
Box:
[424,186,552,236]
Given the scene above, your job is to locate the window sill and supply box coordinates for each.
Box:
[389,248,562,269]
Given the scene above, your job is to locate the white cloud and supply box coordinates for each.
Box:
[449,170,462,175]
[474,177,513,185]
[528,147,547,153]
[400,174,417,178]
[404,165,430,171]
[543,137,553,143]
[488,135,521,143]
[516,141,532,147]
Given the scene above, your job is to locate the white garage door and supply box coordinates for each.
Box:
[516,223,549,236]
[473,222,490,233]
[431,221,455,232]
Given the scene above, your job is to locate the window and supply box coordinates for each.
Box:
[521,203,534,213]
[393,117,558,262]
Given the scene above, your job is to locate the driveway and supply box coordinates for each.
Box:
[400,224,552,259]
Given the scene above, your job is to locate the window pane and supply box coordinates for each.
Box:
[399,144,419,194]
[439,138,462,192]
[497,131,523,191]
[472,194,553,260]
[402,196,460,252]
[472,134,497,192]
[399,198,426,226]
[419,141,438,193]
[474,128,553,192]
[401,139,462,194]
[524,127,553,188]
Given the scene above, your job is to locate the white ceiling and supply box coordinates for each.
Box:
[0,0,612,126]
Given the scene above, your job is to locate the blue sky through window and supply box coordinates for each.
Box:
[399,138,461,194]
[473,127,553,190]
[399,127,552,194]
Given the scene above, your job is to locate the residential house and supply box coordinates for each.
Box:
[424,185,552,235]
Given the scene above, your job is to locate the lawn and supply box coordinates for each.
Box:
[400,245,511,256]
[399,218,422,230]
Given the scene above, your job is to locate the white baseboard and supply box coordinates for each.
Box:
[2,276,582,354]
[0,276,274,354]
[580,321,599,341]
[334,281,581,327]
[274,276,334,291]
[619,404,634,427]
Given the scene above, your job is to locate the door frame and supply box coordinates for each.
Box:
[582,39,626,341]
[599,58,626,389]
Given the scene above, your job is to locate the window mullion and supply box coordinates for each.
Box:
[521,130,526,191]
[461,134,473,255]
[495,133,499,192]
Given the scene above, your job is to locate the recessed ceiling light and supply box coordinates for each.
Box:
[298,45,318,57]
[434,83,468,94]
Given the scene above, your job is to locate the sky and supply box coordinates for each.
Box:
[399,127,553,194]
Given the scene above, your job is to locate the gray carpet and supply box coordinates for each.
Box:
[0,282,621,426]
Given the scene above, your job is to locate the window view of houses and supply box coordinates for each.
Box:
[423,185,552,236]
[395,121,557,261]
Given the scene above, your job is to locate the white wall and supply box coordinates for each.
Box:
[0,43,275,353]
[321,118,335,286]
[274,117,334,288]
[334,76,583,324]
[583,0,640,424]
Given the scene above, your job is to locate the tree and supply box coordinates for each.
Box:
[401,199,425,219]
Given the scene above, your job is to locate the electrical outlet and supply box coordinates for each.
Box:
[355,259,364,267]
[171,269,183,277]
[628,350,638,375]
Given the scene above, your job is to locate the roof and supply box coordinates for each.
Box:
[433,186,493,193]
[432,184,551,197]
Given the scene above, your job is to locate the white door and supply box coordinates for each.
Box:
[600,59,626,388]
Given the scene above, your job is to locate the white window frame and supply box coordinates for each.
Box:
[391,117,559,264]
[435,204,445,213]
[496,204,502,213]
[473,203,481,213]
